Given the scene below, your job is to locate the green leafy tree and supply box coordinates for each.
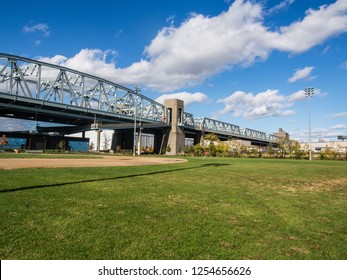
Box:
[208,141,217,157]
[266,144,275,159]
[248,147,260,158]
[204,133,220,142]
[193,144,204,156]
[240,145,249,157]
[278,137,289,159]
[228,140,241,157]
[291,140,303,159]
[216,141,230,157]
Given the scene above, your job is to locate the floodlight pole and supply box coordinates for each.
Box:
[305,87,314,160]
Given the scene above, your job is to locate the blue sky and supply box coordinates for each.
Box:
[1,0,347,142]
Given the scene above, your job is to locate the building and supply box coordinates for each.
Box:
[299,138,347,159]
[273,128,289,139]
[305,139,347,153]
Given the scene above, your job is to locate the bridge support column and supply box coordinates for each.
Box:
[194,131,203,145]
[96,129,102,152]
[111,130,121,151]
[164,99,185,155]
[153,128,170,154]
[137,128,142,155]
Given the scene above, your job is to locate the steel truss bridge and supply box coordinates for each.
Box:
[183,113,278,143]
[0,53,278,148]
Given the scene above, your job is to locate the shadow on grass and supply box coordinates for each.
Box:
[0,163,229,193]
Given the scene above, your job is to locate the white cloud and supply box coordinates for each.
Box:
[22,22,51,37]
[37,49,119,82]
[37,54,68,65]
[288,90,306,102]
[166,15,175,25]
[217,89,296,120]
[267,0,295,15]
[340,61,347,69]
[155,92,209,106]
[322,45,330,55]
[64,49,118,75]
[274,0,347,53]
[36,0,347,92]
[330,112,347,118]
[115,29,123,38]
[217,87,327,121]
[330,124,347,130]
[287,88,327,103]
[288,66,316,83]
[289,124,347,142]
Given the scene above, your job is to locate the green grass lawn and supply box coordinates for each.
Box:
[0,155,346,260]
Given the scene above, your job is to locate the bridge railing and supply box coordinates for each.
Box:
[0,53,165,122]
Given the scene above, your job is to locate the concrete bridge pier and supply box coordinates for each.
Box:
[96,129,102,152]
[108,98,186,155]
[164,99,185,155]
[153,129,168,155]
[137,128,142,155]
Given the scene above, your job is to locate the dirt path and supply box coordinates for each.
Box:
[0,156,187,170]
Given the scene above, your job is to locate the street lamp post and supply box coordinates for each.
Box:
[133,87,140,156]
[305,87,314,160]
[133,103,137,156]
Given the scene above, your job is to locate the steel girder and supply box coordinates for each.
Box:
[0,53,165,123]
[184,115,278,143]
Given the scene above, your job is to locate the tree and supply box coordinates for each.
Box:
[228,140,241,157]
[266,144,276,158]
[102,132,111,150]
[58,140,66,152]
[193,144,204,156]
[302,143,309,159]
[204,133,220,142]
[216,141,230,157]
[240,145,249,157]
[0,134,8,150]
[277,137,289,159]
[248,147,260,158]
[208,141,217,157]
[89,141,95,151]
[291,140,303,159]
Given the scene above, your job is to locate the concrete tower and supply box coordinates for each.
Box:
[164,99,185,155]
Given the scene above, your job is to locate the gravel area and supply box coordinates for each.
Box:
[0,156,187,170]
